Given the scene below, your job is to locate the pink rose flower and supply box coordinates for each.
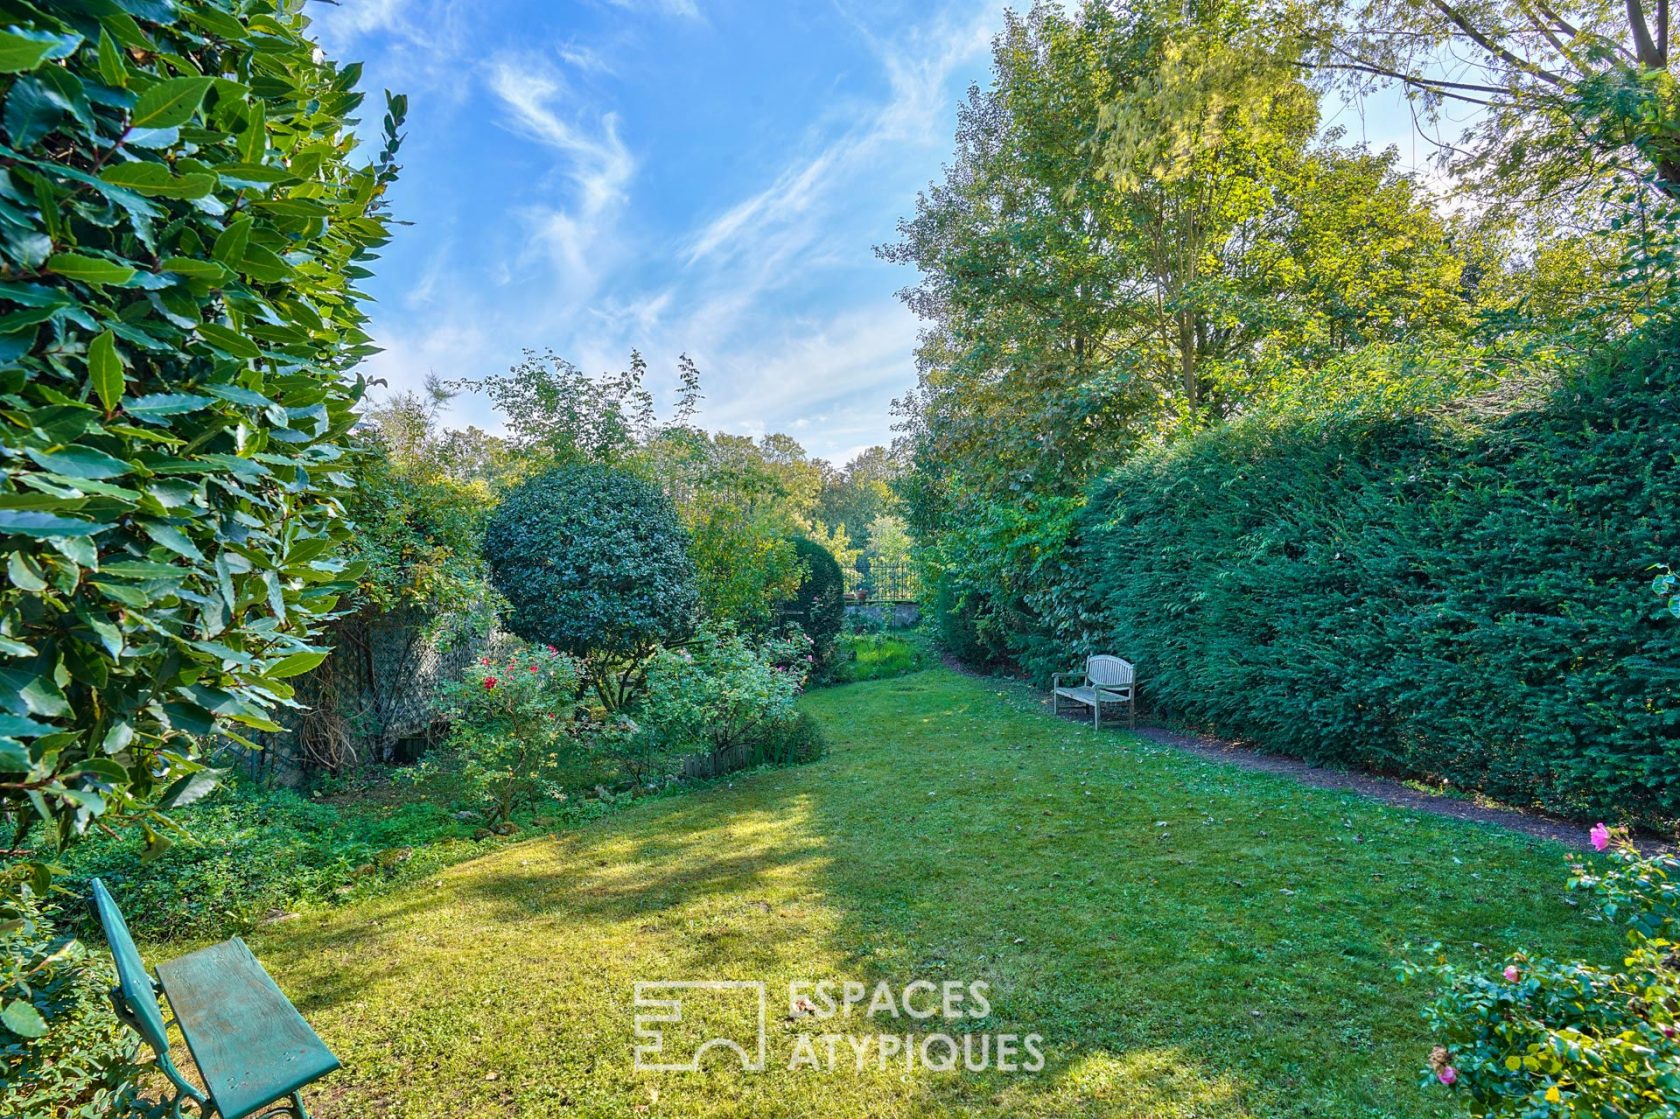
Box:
[529,664,539,673]
[1590,823,1611,852]
[1437,1066,1458,1086]
[1503,965,1519,982]
[483,676,497,690]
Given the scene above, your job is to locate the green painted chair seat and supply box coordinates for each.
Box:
[156,939,340,1119]
[89,879,339,1119]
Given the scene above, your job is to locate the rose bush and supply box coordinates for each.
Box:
[427,644,584,828]
[1401,827,1680,1117]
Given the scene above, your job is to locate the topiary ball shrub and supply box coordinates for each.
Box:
[484,466,698,706]
[779,536,846,670]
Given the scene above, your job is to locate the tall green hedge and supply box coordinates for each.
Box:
[1036,326,1680,821]
[0,0,402,887]
[779,535,844,664]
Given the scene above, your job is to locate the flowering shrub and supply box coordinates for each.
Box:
[1400,828,1680,1117]
[635,625,813,763]
[430,645,584,827]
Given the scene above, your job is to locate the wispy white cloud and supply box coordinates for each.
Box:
[657,0,1001,414]
[348,0,1002,462]
[698,301,922,433]
[685,151,836,265]
[601,0,703,20]
[488,56,635,298]
[309,0,476,99]
[557,40,616,75]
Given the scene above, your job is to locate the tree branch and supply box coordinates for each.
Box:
[1628,0,1665,65]
[1429,0,1568,85]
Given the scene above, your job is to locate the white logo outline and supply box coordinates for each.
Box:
[633,980,767,1072]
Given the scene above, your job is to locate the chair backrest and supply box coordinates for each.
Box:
[1086,655,1134,688]
[89,878,170,1056]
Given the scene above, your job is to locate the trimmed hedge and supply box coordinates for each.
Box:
[0,0,402,891]
[779,536,845,665]
[1035,326,1680,821]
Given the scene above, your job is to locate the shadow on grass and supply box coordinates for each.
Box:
[230,668,1611,1118]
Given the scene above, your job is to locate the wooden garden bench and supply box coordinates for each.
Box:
[90,879,340,1119]
[1052,654,1137,729]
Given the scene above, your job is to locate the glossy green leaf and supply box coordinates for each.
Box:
[101,161,217,199]
[87,329,125,411]
[0,509,101,537]
[25,446,132,479]
[0,999,48,1039]
[267,650,329,677]
[44,253,137,286]
[131,75,214,129]
[0,30,58,73]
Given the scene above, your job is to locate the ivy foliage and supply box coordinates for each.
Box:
[0,0,403,886]
[484,464,698,708]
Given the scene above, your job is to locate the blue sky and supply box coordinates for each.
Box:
[311,0,1436,466]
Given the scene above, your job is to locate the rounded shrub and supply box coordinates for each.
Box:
[484,465,698,682]
[780,536,846,664]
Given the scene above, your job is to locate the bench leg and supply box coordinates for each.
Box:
[246,1094,310,1119]
[1092,700,1100,730]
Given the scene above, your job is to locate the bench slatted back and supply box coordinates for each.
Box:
[89,878,170,1056]
[1087,655,1134,689]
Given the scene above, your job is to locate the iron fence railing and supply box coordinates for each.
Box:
[843,559,921,603]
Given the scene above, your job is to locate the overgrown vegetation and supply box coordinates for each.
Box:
[833,630,936,683]
[1,892,139,1118]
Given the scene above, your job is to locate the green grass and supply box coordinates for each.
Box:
[168,667,1614,1118]
[831,630,935,683]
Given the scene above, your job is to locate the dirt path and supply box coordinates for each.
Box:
[946,654,1640,851]
[1124,724,1606,849]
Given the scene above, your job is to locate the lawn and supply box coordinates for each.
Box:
[182,667,1615,1118]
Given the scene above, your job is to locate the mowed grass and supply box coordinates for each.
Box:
[180,668,1614,1118]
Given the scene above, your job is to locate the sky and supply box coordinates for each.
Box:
[310,0,1442,467]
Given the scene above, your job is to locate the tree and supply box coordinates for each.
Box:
[884,0,1482,662]
[484,465,698,709]
[0,0,402,893]
[865,514,913,568]
[1322,0,1680,204]
[651,430,823,631]
[448,349,700,470]
[815,445,902,548]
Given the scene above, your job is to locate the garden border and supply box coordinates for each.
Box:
[944,654,1660,852]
